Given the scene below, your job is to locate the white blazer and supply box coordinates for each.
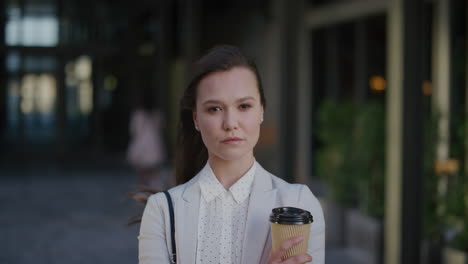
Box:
[138,162,325,264]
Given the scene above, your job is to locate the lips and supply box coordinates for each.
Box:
[221,137,244,144]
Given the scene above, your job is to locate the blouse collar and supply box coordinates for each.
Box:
[199,160,256,204]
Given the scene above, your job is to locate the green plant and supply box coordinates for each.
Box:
[316,100,358,207]
[353,101,386,218]
[424,110,468,251]
[316,99,385,218]
[445,116,468,252]
[444,176,468,252]
[422,110,442,242]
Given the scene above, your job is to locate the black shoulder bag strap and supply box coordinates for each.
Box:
[163,191,176,263]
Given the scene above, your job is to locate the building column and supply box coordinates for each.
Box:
[280,0,299,182]
[325,28,340,100]
[158,0,177,153]
[384,0,404,261]
[180,0,201,69]
[466,0,468,176]
[432,0,451,165]
[432,0,452,240]
[354,20,367,102]
[400,1,425,263]
[385,0,425,264]
[296,0,312,184]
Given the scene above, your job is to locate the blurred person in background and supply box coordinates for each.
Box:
[126,88,166,188]
[134,45,325,264]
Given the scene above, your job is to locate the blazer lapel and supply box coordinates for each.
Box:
[177,176,201,264]
[242,164,277,264]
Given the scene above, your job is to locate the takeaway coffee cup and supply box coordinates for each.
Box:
[269,207,313,260]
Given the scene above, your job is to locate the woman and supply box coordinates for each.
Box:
[138,45,325,264]
[127,90,166,188]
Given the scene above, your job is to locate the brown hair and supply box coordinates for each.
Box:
[175,45,266,184]
[127,45,265,226]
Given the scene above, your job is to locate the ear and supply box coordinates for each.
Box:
[193,111,199,131]
[260,106,264,123]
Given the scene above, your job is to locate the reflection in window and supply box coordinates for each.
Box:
[66,55,93,116]
[6,73,57,142]
[36,74,57,114]
[6,52,21,73]
[20,74,36,114]
[101,74,118,108]
[19,73,56,115]
[6,53,58,73]
[7,80,20,132]
[78,81,93,115]
[65,55,93,140]
[24,56,57,72]
[5,3,58,46]
[75,56,92,81]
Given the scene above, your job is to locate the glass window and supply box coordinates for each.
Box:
[5,1,58,46]
[4,50,58,144]
[65,55,94,140]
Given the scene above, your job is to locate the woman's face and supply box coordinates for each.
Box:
[193,67,264,163]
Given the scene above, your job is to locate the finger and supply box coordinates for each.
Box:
[270,236,304,261]
[281,253,313,264]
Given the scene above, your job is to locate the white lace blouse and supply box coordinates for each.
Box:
[196,161,256,264]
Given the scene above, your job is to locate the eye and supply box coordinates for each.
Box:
[208,106,222,112]
[239,104,252,110]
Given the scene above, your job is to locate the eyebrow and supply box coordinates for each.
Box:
[202,96,256,105]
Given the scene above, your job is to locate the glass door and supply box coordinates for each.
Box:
[5,53,58,147]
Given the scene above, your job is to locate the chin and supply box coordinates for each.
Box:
[212,149,252,162]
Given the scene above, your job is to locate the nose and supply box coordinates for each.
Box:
[223,109,238,131]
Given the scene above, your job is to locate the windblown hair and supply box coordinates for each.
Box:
[175,45,266,185]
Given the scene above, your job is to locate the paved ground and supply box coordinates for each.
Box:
[0,165,141,264]
[0,162,349,264]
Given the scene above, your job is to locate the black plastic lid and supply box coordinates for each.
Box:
[269,207,313,225]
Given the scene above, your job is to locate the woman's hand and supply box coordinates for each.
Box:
[266,236,313,264]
